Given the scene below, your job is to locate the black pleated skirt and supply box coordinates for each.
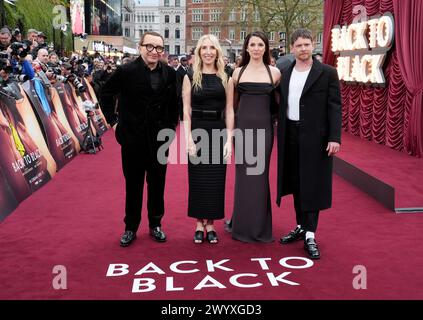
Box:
[188,119,227,220]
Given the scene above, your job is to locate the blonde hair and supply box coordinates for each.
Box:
[192,34,227,90]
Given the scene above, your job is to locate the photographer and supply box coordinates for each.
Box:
[92,60,112,98]
[9,39,35,81]
[11,28,22,43]
[60,62,86,94]
[0,58,12,83]
[26,29,39,59]
[0,28,12,51]
[32,48,55,83]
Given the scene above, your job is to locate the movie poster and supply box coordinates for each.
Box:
[70,0,85,35]
[0,171,18,221]
[52,82,88,146]
[0,87,53,202]
[22,79,78,170]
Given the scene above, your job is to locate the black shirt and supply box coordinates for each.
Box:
[142,59,161,91]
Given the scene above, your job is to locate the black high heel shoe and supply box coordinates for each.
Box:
[206,230,218,244]
[194,230,204,243]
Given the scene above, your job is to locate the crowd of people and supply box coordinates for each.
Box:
[0,25,133,99]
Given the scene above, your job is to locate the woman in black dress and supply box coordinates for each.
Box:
[231,31,281,242]
[182,34,234,244]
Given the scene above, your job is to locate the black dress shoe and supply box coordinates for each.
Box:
[304,238,321,260]
[279,227,305,244]
[120,230,136,247]
[150,227,167,242]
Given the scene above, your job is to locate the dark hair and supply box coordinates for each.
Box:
[240,31,271,67]
[138,31,164,46]
[290,28,313,46]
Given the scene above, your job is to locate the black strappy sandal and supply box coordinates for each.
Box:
[206,230,218,244]
[194,230,204,243]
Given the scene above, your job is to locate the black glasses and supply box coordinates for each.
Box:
[141,43,165,53]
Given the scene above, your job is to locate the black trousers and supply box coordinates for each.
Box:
[121,144,167,232]
[285,120,319,233]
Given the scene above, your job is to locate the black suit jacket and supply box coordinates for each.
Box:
[100,57,178,146]
[276,57,342,211]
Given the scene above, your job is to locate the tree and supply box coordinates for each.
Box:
[226,0,323,40]
[4,0,73,52]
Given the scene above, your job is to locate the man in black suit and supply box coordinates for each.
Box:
[276,29,342,259]
[101,31,178,247]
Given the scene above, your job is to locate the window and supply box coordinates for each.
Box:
[254,10,260,21]
[165,15,170,23]
[229,9,236,21]
[192,0,203,3]
[165,28,169,38]
[124,28,130,37]
[240,30,246,40]
[192,27,203,40]
[210,9,221,22]
[175,0,180,6]
[175,45,180,55]
[229,28,235,40]
[241,9,247,21]
[175,28,180,39]
[268,31,275,41]
[137,15,141,23]
[316,32,322,44]
[125,14,130,22]
[210,26,220,39]
[165,45,170,53]
[192,9,203,22]
[164,0,169,7]
[175,15,180,23]
[138,29,143,38]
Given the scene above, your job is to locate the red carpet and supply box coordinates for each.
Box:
[1,129,423,300]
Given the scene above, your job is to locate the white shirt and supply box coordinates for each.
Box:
[287,67,311,121]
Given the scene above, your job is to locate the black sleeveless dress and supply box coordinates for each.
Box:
[188,73,227,220]
[231,66,276,242]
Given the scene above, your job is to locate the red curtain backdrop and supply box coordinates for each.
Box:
[323,0,423,157]
[393,0,423,156]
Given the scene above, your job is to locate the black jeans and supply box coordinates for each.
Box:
[285,120,319,233]
[121,144,167,232]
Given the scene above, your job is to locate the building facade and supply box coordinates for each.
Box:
[159,0,186,56]
[122,0,161,49]
[185,0,323,61]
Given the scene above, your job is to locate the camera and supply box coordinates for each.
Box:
[0,58,13,74]
[47,65,67,82]
[66,74,86,93]
[10,40,32,58]
[82,100,97,113]
[10,74,29,82]
[0,51,9,59]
